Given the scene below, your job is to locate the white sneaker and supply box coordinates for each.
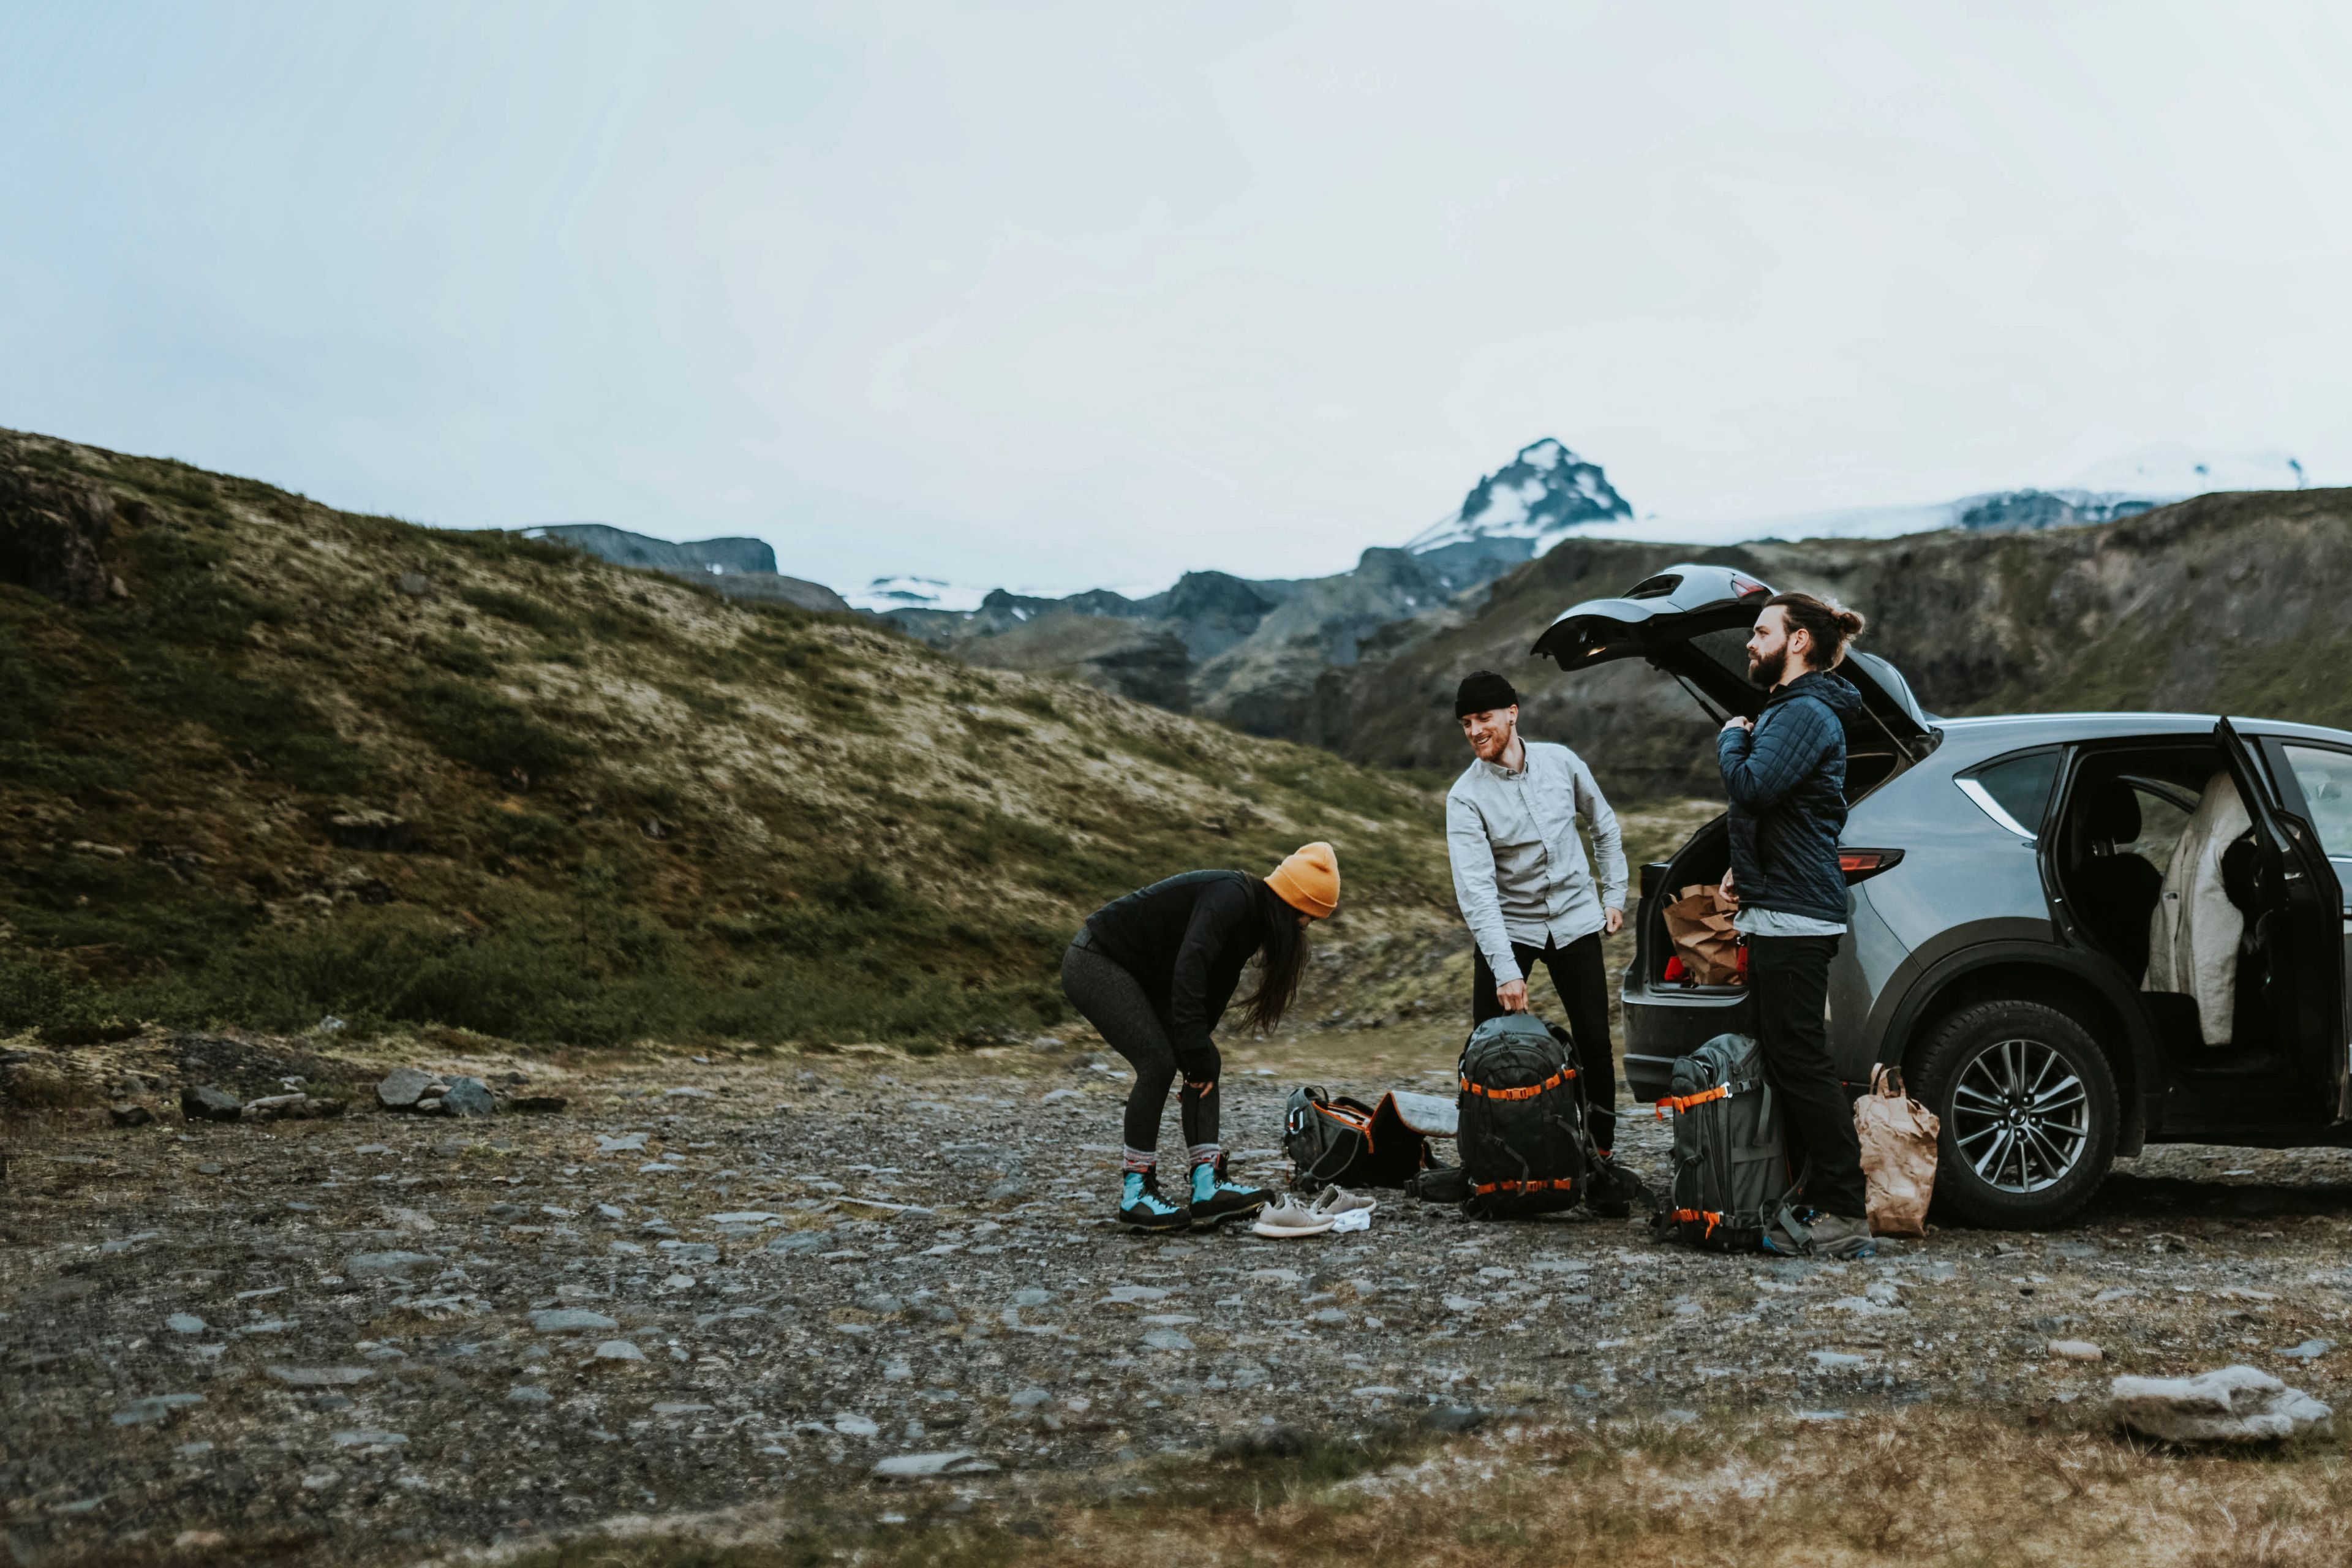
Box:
[1250,1194,1337,1238]
[1311,1187,1376,1232]
[1310,1188,1376,1218]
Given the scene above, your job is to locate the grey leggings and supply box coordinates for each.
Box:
[1060,941,1219,1155]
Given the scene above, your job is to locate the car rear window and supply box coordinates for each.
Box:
[1962,749,2060,837]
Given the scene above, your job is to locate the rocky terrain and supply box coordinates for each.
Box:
[7,1017,2352,1567]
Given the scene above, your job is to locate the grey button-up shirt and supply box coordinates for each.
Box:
[1446,739,1628,986]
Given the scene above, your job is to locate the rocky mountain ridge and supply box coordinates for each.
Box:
[840,439,2310,741]
[1310,486,2352,801]
[867,440,1635,725]
[523,522,852,613]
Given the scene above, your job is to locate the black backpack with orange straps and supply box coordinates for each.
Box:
[1652,1031,1790,1251]
[1455,1012,1593,1219]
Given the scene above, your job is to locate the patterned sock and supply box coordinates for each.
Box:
[1121,1147,1157,1174]
[1188,1142,1221,1169]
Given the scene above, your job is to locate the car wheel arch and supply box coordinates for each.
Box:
[1879,945,2155,1158]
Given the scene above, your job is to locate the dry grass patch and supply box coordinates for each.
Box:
[500,1409,2351,1568]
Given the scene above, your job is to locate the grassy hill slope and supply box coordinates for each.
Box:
[0,429,1450,1048]
[1316,489,2352,799]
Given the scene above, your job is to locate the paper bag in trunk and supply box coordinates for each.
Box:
[1662,884,1743,986]
[1855,1065,1940,1238]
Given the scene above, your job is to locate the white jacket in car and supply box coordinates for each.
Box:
[2146,771,2250,1046]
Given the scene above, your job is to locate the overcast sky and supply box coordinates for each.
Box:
[4,2,2348,597]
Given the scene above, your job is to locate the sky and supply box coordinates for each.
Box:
[4,2,2350,598]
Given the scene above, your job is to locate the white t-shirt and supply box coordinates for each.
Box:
[1733,906,1846,938]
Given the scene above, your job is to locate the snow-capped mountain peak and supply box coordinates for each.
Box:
[1405,438,1633,557]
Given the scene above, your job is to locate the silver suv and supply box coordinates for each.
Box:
[1538,564,2352,1227]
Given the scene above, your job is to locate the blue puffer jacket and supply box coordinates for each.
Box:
[1717,670,1864,925]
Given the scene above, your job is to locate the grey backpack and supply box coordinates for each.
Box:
[1654,1032,1790,1251]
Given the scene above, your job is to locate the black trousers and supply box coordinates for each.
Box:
[1470,931,1618,1152]
[1747,933,1868,1218]
[1061,941,1218,1156]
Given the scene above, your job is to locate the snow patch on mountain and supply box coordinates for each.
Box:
[845,575,993,614]
[2067,443,2309,496]
[1404,438,1632,557]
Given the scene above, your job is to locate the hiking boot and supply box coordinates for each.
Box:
[1188,1154,1273,1227]
[1118,1169,1192,1234]
[1762,1207,1876,1259]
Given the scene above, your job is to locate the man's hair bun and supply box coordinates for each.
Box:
[1763,592,1866,668]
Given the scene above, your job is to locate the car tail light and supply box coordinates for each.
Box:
[1839,848,1905,884]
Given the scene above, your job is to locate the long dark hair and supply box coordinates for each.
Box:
[1236,876,1310,1036]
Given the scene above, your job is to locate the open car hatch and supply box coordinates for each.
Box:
[1531,562,1934,751]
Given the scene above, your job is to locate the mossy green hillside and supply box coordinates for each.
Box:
[0,429,1450,1048]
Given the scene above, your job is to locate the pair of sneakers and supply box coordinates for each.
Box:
[1118,1155,1272,1234]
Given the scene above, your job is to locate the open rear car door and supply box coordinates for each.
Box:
[2216,719,2348,1115]
[1532,563,1936,791]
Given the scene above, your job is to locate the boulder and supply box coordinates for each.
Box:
[0,469,138,606]
[376,1068,436,1110]
[110,1102,157,1128]
[440,1076,495,1117]
[179,1085,243,1123]
[2109,1365,2334,1443]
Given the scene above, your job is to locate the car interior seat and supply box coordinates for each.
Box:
[2145,771,2251,1046]
[2075,781,2162,982]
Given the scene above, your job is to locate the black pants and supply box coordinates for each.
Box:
[1747,933,1868,1218]
[1060,941,1218,1156]
[1471,931,1618,1152]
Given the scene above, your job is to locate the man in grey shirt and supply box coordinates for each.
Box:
[1445,669,1629,1159]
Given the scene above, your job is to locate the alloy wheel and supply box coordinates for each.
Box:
[1948,1036,2089,1193]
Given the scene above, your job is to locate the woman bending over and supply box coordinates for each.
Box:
[1061,843,1338,1231]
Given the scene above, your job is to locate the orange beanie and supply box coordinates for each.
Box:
[1265,841,1340,919]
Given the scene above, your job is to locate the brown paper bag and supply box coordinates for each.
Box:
[1661,883,1743,985]
[1855,1065,1940,1238]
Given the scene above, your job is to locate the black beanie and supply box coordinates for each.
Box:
[1454,670,1518,717]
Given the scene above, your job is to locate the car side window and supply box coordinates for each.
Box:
[1959,748,2060,839]
[2280,744,2352,859]
[2121,786,2192,873]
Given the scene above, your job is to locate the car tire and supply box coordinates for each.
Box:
[1912,1000,2118,1229]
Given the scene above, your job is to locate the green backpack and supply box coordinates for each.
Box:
[1654,1032,1791,1251]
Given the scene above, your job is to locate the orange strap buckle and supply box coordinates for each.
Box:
[1654,1084,1730,1120]
[1460,1067,1577,1101]
[1471,1177,1580,1196]
[1668,1207,1724,1238]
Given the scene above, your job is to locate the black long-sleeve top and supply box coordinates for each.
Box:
[1080,870,1264,1062]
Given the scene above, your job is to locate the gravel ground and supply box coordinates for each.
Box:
[6,1026,2352,1565]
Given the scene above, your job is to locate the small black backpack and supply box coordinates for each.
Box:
[1282,1087,1441,1190]
[1455,1013,1593,1219]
